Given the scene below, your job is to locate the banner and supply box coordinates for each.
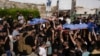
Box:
[63,24,88,30]
[59,0,72,10]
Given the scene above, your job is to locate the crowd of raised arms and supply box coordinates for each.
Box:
[0,12,100,56]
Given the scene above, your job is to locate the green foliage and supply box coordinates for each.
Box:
[0,8,40,19]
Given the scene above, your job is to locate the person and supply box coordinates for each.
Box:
[58,48,65,56]
[89,40,100,56]
[0,38,5,56]
[24,30,36,55]
[52,53,58,56]
[6,15,13,34]
[72,15,84,24]
[63,41,70,56]
[58,14,64,24]
[0,17,3,25]
[18,14,25,24]
[28,14,33,21]
[96,12,100,34]
[18,29,36,56]
[88,19,98,33]
[18,32,28,56]
[65,16,71,24]
[46,38,52,56]
[13,35,20,56]
[6,15,13,27]
[97,34,100,41]
[4,36,13,56]
[82,44,90,56]
[39,42,47,56]
[12,25,20,39]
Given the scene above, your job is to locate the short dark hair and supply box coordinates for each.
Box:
[22,32,28,37]
[40,42,46,46]
[81,44,87,51]
[52,53,58,56]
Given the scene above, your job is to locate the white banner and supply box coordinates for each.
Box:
[59,0,72,10]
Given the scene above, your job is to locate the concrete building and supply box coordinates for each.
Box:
[76,6,96,14]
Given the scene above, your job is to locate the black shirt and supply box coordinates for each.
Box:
[4,37,10,51]
[25,36,35,47]
[63,48,70,56]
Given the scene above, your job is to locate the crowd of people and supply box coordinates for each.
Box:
[0,12,100,56]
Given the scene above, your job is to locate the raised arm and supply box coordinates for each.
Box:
[34,34,39,45]
[51,29,55,43]
[88,32,92,42]
[60,30,64,43]
[52,21,56,29]
[69,31,76,45]
[74,30,80,39]
[39,24,43,31]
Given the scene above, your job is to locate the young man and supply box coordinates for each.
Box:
[39,42,47,56]
[90,40,100,56]
[82,44,90,56]
[18,14,25,24]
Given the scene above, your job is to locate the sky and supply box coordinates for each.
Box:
[9,0,100,9]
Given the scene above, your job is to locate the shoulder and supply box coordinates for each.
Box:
[89,49,100,56]
[91,49,100,54]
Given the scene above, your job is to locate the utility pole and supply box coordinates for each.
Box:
[71,0,76,15]
[57,0,59,17]
[71,0,76,20]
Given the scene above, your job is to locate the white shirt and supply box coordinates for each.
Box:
[12,30,19,37]
[66,18,71,24]
[79,19,82,24]
[59,17,63,21]
[39,47,47,56]
[18,16,24,24]
[12,30,19,42]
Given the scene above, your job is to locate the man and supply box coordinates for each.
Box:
[89,40,100,56]
[39,42,47,56]
[52,53,58,56]
[63,41,70,56]
[72,15,83,24]
[12,26,20,40]
[96,12,100,34]
[18,14,25,24]
[6,15,13,34]
[46,38,52,56]
[65,16,71,24]
[88,19,97,33]
[24,30,36,55]
[82,45,90,56]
